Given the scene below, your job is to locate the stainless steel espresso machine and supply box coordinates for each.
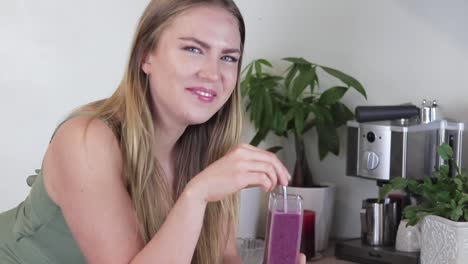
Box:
[335,100,467,264]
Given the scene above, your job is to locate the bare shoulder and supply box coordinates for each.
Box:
[42,115,123,206]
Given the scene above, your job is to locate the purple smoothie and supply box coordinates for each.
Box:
[264,210,302,264]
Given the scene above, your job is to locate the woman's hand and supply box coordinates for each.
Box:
[298,253,307,264]
[185,144,291,203]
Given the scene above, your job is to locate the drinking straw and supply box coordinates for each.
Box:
[282,185,288,212]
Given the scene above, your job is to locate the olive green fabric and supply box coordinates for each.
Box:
[0,170,86,263]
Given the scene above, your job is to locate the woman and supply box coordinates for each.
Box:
[0,0,306,263]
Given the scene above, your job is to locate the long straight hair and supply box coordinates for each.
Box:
[78,0,245,263]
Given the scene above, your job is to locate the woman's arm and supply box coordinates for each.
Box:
[131,187,207,263]
[44,117,207,264]
[45,117,289,263]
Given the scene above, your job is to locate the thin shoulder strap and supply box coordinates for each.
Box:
[48,112,112,143]
[28,112,113,187]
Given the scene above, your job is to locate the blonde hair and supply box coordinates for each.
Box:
[77,0,245,263]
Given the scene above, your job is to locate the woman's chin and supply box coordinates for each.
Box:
[185,113,216,126]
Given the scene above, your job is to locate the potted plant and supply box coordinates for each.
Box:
[240,57,367,251]
[380,143,468,264]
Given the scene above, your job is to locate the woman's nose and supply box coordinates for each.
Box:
[197,58,220,82]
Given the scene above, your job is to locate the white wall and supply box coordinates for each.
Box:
[0,0,150,210]
[1,0,467,240]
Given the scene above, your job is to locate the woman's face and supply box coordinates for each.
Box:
[142,5,241,126]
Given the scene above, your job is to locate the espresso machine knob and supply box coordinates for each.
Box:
[364,151,380,170]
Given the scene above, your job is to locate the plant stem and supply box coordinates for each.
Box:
[292,134,315,187]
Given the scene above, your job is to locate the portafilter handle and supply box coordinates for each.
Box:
[355,105,420,123]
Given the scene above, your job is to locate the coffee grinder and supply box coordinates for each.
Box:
[335,100,467,264]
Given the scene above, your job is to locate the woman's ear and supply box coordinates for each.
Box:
[141,53,153,74]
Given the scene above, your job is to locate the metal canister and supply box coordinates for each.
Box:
[360,198,400,246]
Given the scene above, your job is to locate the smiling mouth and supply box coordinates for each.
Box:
[186,87,217,103]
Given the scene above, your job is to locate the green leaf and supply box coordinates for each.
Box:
[379,184,393,200]
[241,61,253,74]
[252,92,264,128]
[284,108,296,125]
[464,209,468,221]
[438,143,453,160]
[452,159,461,176]
[311,104,334,124]
[316,120,339,159]
[282,57,311,65]
[261,93,274,129]
[435,191,451,203]
[320,66,367,99]
[264,92,273,117]
[257,59,273,67]
[249,129,269,146]
[423,176,434,187]
[290,67,315,100]
[403,206,418,220]
[457,194,468,206]
[451,200,457,209]
[318,86,348,105]
[439,165,450,178]
[454,177,464,191]
[284,65,298,90]
[450,205,464,221]
[391,177,409,190]
[240,81,248,98]
[264,75,284,83]
[309,104,339,159]
[240,64,254,97]
[407,217,420,226]
[407,180,423,195]
[330,102,354,127]
[266,146,283,153]
[255,61,262,78]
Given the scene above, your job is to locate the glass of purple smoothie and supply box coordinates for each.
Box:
[263,191,303,264]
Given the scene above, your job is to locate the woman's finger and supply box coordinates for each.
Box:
[240,145,291,186]
[297,253,306,264]
[242,172,273,191]
[245,160,278,191]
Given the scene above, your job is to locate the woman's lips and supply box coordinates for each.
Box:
[186,87,217,103]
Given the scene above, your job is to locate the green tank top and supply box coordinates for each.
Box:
[0,114,112,263]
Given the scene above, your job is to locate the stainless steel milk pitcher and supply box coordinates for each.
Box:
[360,198,400,246]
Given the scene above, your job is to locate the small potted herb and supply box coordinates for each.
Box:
[380,143,468,264]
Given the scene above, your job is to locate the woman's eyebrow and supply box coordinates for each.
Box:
[178,36,241,54]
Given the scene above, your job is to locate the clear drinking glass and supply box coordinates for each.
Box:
[236,238,265,264]
[263,191,303,264]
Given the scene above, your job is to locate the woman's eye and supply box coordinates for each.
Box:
[222,56,238,63]
[184,46,202,54]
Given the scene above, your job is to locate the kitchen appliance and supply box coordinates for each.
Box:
[336,100,467,264]
[346,101,466,182]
